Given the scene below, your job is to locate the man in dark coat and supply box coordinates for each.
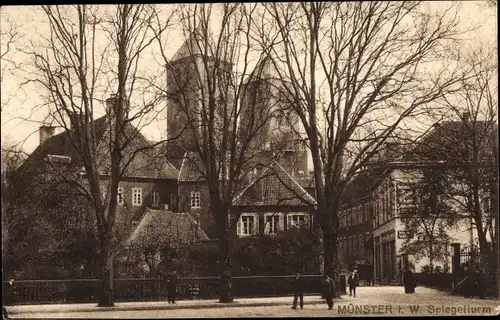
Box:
[402,267,416,294]
[291,272,305,309]
[348,270,359,297]
[167,269,178,303]
[323,274,335,310]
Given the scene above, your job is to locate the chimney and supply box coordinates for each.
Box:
[69,111,85,130]
[463,112,470,123]
[39,125,56,145]
[106,94,117,117]
[106,94,130,118]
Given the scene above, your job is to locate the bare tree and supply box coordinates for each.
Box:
[1,8,23,112]
[1,139,26,267]
[254,2,472,290]
[18,4,176,306]
[399,167,457,272]
[423,46,498,255]
[151,3,290,302]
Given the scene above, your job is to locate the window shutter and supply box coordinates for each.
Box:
[287,214,291,228]
[237,218,241,236]
[253,214,259,235]
[264,214,270,235]
[279,213,285,231]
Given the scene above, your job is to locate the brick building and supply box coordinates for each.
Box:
[166,31,315,239]
[17,97,179,241]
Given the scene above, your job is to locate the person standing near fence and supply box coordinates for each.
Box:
[167,269,178,304]
[348,270,359,297]
[291,272,305,309]
[323,274,335,310]
[402,267,416,294]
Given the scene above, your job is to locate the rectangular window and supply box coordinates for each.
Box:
[132,188,142,206]
[169,193,176,206]
[287,213,308,229]
[359,234,363,254]
[151,190,160,207]
[117,187,124,205]
[264,213,282,235]
[397,183,418,215]
[190,191,201,209]
[237,213,259,236]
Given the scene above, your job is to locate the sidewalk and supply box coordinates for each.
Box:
[6,295,338,315]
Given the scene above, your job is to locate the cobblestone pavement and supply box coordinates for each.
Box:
[8,286,500,318]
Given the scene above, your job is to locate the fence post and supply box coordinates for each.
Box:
[451,243,461,289]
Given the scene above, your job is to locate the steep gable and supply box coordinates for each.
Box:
[178,152,206,181]
[233,162,316,206]
[127,208,209,247]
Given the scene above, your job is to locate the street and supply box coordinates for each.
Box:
[8,287,499,318]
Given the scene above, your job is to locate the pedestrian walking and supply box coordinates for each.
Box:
[402,267,416,294]
[348,270,359,297]
[323,274,335,310]
[167,269,178,304]
[291,272,305,309]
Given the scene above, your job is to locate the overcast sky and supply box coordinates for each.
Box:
[0,2,496,158]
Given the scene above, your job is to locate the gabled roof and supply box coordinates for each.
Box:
[164,141,187,170]
[233,161,316,207]
[409,120,495,161]
[127,208,209,247]
[19,116,178,180]
[178,152,206,181]
[340,166,389,207]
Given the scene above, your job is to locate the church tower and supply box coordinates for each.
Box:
[241,55,308,178]
[166,26,233,154]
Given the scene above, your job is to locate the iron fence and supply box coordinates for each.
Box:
[413,273,454,291]
[3,275,346,305]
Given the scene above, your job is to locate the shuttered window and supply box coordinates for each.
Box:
[237,213,259,236]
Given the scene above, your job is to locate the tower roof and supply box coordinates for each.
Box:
[171,25,214,62]
[251,54,278,80]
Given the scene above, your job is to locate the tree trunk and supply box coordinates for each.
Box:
[218,232,233,303]
[322,226,335,277]
[429,245,434,273]
[97,244,114,307]
[322,222,340,297]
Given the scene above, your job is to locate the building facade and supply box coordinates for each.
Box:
[339,116,496,284]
